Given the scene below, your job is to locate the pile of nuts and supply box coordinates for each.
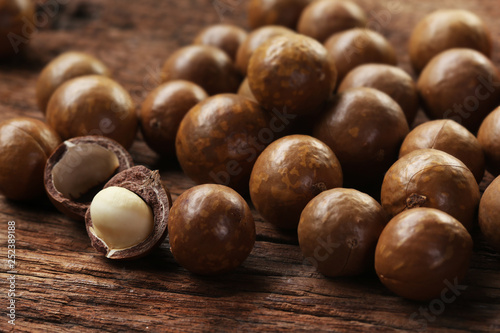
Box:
[1,0,500,302]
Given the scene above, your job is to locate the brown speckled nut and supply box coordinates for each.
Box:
[478,176,500,252]
[168,184,255,275]
[375,208,473,301]
[193,24,247,62]
[247,0,312,30]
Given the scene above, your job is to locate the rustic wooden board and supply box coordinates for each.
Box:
[1,0,500,332]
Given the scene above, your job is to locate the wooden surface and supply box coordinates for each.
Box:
[1,0,500,332]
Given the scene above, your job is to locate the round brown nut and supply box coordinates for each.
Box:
[375,208,473,301]
[338,64,419,125]
[175,94,272,193]
[44,136,133,221]
[478,175,500,252]
[36,52,111,113]
[381,149,480,231]
[477,106,500,176]
[324,28,397,83]
[409,9,492,73]
[249,135,343,229]
[139,80,208,156]
[237,78,256,102]
[160,45,241,96]
[235,25,295,75]
[400,119,485,183]
[313,87,409,189]
[248,0,312,30]
[193,24,247,62]
[248,34,337,116]
[417,48,500,133]
[168,184,255,275]
[0,0,35,57]
[298,188,388,277]
[45,75,138,149]
[0,117,60,201]
[297,0,367,43]
[86,165,172,260]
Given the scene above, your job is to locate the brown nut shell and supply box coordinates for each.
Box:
[409,9,492,73]
[44,136,133,221]
[313,87,409,189]
[478,175,500,252]
[298,188,388,277]
[36,52,111,113]
[160,45,241,96]
[248,0,312,30]
[250,135,343,229]
[324,28,397,83]
[0,0,35,57]
[381,149,480,231]
[375,208,473,301]
[338,64,419,125]
[85,165,172,260]
[477,106,500,176]
[417,48,500,133]
[139,80,208,156]
[45,75,138,149]
[168,184,255,275]
[297,0,367,43]
[248,34,337,116]
[0,117,61,201]
[193,24,247,62]
[400,119,485,183]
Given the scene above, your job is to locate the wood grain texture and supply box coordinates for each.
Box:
[1,0,500,332]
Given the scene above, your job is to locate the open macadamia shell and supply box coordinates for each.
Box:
[381,149,480,231]
[478,176,500,252]
[44,136,133,221]
[86,165,172,260]
[477,106,500,176]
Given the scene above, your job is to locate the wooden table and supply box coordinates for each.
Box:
[1,0,499,331]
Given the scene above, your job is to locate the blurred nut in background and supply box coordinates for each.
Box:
[0,0,35,57]
[237,77,256,102]
[248,0,312,30]
[193,24,247,62]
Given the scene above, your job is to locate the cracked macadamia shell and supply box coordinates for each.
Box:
[175,94,272,194]
[247,0,312,30]
[478,176,500,252]
[477,106,500,176]
[375,208,473,301]
[36,52,111,113]
[400,119,485,183]
[248,34,337,116]
[0,0,35,57]
[381,149,480,231]
[44,136,133,221]
[249,135,343,229]
[193,24,247,62]
[86,165,172,260]
[409,9,492,73]
[160,45,241,96]
[313,87,409,189]
[338,64,419,125]
[0,117,61,201]
[139,80,208,156]
[45,75,138,149]
[168,184,255,275]
[417,48,500,133]
[298,188,388,277]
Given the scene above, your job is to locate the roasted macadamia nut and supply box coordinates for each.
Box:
[160,45,241,95]
[478,176,500,252]
[86,166,172,260]
[0,117,61,201]
[417,48,500,133]
[45,75,138,149]
[477,106,500,176]
[0,0,35,57]
[381,149,480,231]
[36,52,111,113]
[375,208,472,301]
[324,28,397,83]
[338,64,419,125]
[298,188,387,277]
[297,0,367,43]
[400,119,485,183]
[168,184,255,275]
[249,135,343,229]
[409,9,492,73]
[44,136,133,221]
[193,24,247,61]
[248,34,337,116]
[248,0,312,30]
[139,80,208,156]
